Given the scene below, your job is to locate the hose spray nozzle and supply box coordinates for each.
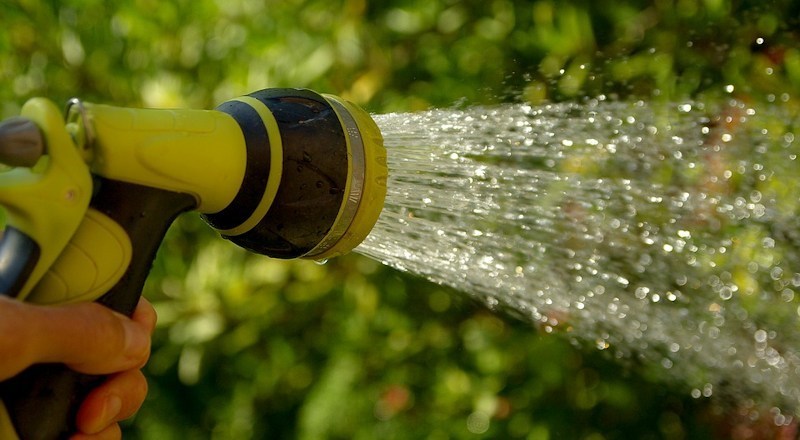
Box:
[0,88,387,440]
[203,89,387,260]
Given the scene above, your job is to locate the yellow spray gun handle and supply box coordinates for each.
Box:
[0,99,247,439]
[0,97,247,302]
[0,98,94,440]
[0,88,386,439]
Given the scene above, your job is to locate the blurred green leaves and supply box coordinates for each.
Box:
[4,0,799,111]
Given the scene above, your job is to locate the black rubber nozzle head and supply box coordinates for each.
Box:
[204,88,386,260]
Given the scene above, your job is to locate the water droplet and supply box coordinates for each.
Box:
[466,411,490,434]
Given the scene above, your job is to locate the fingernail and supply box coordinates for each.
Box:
[123,320,149,360]
[103,395,123,426]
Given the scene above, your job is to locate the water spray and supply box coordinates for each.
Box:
[358,99,800,427]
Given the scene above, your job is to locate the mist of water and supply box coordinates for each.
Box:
[356,97,800,423]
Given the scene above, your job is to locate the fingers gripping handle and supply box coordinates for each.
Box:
[0,366,102,440]
[0,180,195,439]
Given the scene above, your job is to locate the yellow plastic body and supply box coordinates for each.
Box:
[0,98,92,301]
[310,95,387,260]
[26,209,132,305]
[86,104,246,214]
[0,403,16,440]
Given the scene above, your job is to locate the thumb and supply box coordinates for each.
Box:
[0,297,155,380]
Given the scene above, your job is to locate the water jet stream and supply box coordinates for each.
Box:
[357,98,800,423]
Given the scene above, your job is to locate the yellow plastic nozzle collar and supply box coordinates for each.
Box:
[304,96,387,260]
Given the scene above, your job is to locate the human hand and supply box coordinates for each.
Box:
[0,296,156,439]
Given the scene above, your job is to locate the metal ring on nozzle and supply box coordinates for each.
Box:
[303,93,387,260]
[64,98,96,152]
[303,98,367,258]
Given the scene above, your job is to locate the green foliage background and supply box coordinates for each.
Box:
[2,0,800,438]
